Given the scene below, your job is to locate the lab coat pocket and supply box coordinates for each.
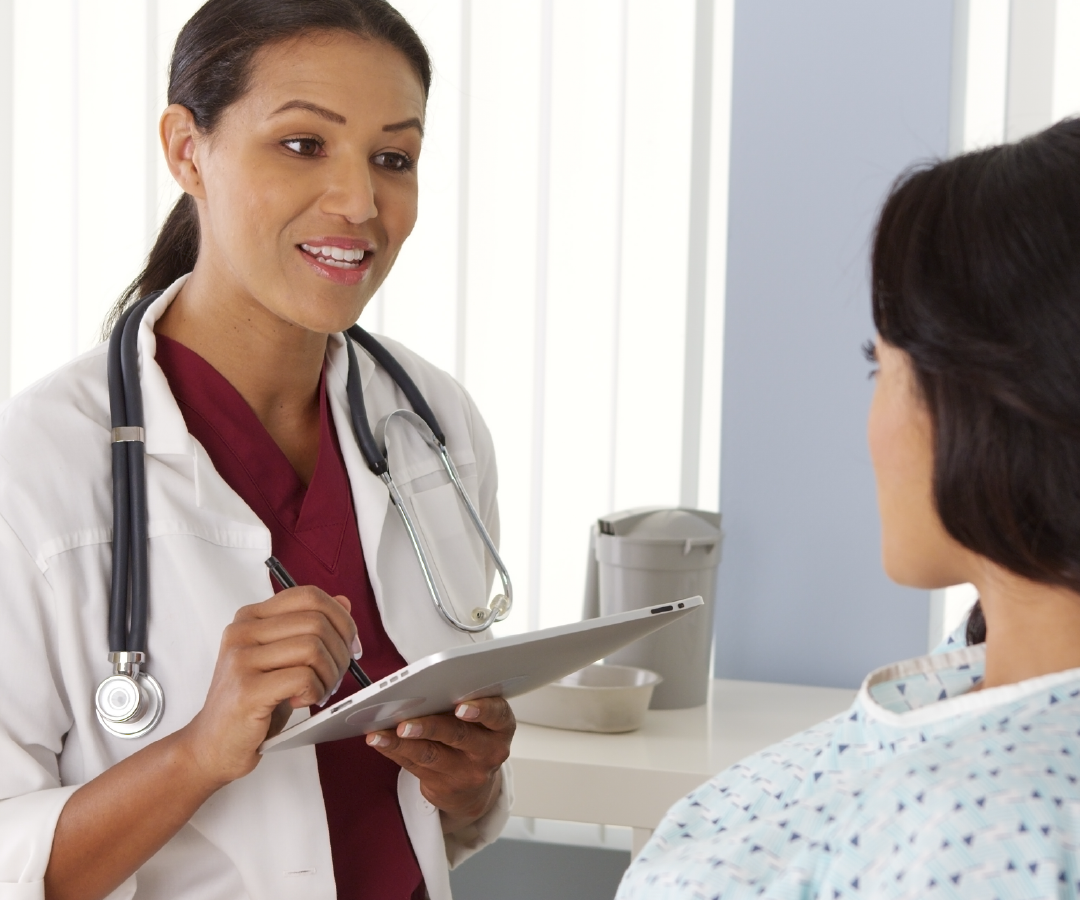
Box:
[406,480,487,629]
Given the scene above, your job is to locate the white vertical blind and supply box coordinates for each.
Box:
[12,0,81,387]
[533,0,625,632]
[459,0,546,632]
[1005,0,1056,140]
[962,0,1010,149]
[1,1,733,633]
[8,0,203,397]
[73,2,152,352]
[699,0,735,513]
[1053,0,1080,119]
[947,0,1080,154]
[0,0,12,403]
[367,0,737,632]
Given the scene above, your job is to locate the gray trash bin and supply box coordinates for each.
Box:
[582,507,723,709]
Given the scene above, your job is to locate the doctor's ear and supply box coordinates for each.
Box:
[160,104,206,200]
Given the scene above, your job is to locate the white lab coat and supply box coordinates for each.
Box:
[0,279,511,900]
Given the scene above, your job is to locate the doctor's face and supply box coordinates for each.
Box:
[177,31,424,333]
[867,339,971,589]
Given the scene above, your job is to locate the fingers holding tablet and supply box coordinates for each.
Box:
[366,696,515,824]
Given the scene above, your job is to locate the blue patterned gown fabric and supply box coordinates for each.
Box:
[617,639,1080,899]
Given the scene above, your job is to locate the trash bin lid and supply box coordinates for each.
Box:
[598,507,721,542]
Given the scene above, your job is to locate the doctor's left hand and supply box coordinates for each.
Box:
[366,697,515,830]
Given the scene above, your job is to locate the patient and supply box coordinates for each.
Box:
[617,120,1080,898]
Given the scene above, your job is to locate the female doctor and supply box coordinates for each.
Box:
[0,2,515,899]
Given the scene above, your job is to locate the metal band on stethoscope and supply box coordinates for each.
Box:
[111,427,145,443]
[95,301,512,738]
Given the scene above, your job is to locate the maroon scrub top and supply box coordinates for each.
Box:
[156,335,425,900]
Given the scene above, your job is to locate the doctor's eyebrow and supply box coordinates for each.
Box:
[271,100,347,124]
[269,103,423,138]
[383,117,424,139]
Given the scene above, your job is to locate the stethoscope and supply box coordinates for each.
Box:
[95,293,513,739]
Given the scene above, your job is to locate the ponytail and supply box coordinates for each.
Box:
[103,193,200,339]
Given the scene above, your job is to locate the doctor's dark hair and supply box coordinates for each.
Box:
[871,117,1080,647]
[105,0,430,335]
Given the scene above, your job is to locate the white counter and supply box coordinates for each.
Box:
[508,678,854,854]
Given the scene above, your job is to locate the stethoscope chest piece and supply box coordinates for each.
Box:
[94,652,164,739]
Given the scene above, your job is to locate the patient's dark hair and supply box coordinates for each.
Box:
[105,0,430,336]
[871,118,1080,645]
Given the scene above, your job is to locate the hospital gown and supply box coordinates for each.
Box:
[616,641,1080,899]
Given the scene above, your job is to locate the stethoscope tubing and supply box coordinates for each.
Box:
[101,301,512,738]
[122,297,152,654]
[108,294,156,654]
[107,304,133,652]
[343,334,513,633]
[346,325,445,445]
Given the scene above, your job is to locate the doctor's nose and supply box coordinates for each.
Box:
[322,160,378,223]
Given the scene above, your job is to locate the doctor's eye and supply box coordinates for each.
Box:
[862,339,879,379]
[281,136,326,157]
[373,151,416,173]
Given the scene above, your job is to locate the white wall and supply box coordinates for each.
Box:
[1,0,735,635]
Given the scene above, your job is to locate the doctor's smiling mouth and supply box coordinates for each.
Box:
[298,237,375,287]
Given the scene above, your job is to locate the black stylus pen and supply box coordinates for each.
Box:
[265,556,373,689]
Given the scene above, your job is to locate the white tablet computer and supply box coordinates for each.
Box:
[260,595,703,753]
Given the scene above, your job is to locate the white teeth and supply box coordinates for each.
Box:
[300,243,366,265]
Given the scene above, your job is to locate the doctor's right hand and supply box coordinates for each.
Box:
[178,586,360,788]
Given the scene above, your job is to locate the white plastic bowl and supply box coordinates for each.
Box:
[510,664,662,733]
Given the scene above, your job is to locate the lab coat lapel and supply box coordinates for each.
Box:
[138,280,197,458]
[134,277,268,536]
[324,335,395,640]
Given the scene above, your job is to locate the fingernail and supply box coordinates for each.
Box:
[317,674,345,708]
[400,722,422,738]
[455,703,480,720]
[367,733,387,747]
[351,636,363,659]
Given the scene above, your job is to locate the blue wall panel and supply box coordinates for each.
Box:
[716,1,954,688]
